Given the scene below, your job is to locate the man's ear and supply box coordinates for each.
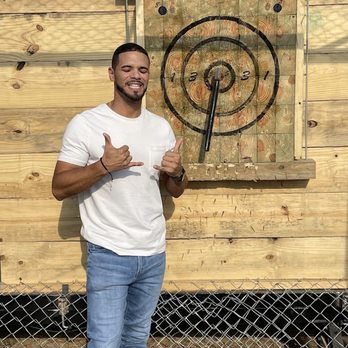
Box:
[108,67,115,82]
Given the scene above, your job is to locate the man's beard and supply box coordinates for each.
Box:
[116,82,147,102]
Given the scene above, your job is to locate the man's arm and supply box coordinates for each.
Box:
[52,133,144,201]
[51,160,108,201]
[162,171,188,198]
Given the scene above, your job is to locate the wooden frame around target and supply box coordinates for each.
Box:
[137,0,315,181]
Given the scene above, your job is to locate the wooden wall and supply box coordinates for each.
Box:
[0,0,347,290]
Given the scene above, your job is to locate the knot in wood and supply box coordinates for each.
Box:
[307,120,318,128]
[26,43,39,55]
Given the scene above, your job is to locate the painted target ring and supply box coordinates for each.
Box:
[160,16,280,136]
[203,60,236,94]
[182,36,260,117]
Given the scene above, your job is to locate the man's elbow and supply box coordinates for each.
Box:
[170,191,183,199]
[51,185,66,201]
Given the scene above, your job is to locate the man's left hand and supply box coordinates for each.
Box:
[153,138,183,177]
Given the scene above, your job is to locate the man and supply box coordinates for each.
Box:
[52,43,187,348]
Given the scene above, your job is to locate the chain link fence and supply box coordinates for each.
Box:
[0,280,347,347]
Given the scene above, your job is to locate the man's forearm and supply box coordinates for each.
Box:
[164,174,188,198]
[52,160,107,201]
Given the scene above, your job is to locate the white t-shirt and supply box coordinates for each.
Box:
[58,103,176,256]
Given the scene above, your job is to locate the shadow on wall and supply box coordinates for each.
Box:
[57,197,86,273]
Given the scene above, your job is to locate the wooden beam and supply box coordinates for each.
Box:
[294,0,306,159]
[0,101,345,154]
[185,159,315,181]
[1,278,347,293]
[0,0,135,13]
[0,12,135,62]
[1,237,347,284]
[0,53,346,109]
[136,0,145,47]
[1,191,347,241]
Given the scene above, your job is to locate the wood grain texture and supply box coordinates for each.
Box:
[1,278,347,293]
[306,101,348,147]
[1,237,347,284]
[308,4,348,53]
[0,12,135,62]
[0,61,114,109]
[0,100,345,154]
[310,1,348,4]
[0,108,81,154]
[0,53,346,109]
[308,53,348,101]
[0,147,346,199]
[185,160,315,181]
[0,0,135,13]
[0,191,346,242]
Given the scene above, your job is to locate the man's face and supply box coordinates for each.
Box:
[109,51,150,102]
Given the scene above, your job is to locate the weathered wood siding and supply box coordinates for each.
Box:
[0,1,347,290]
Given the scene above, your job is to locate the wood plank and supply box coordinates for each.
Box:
[165,191,348,239]
[0,101,345,154]
[1,278,347,293]
[1,53,345,109]
[165,237,348,281]
[308,53,348,101]
[162,278,348,292]
[308,4,348,54]
[0,108,81,154]
[0,197,81,242]
[185,160,315,181]
[294,0,306,159]
[0,61,114,109]
[0,147,345,200]
[186,146,348,193]
[0,12,135,62]
[0,192,347,242]
[310,1,348,4]
[0,0,135,13]
[1,237,347,284]
[136,0,145,48]
[0,154,58,198]
[0,0,343,13]
[306,101,348,147]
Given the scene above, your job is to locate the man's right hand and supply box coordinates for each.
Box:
[101,133,144,172]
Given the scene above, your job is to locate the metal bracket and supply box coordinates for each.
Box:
[57,284,70,330]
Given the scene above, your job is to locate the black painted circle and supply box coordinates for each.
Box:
[203,60,236,93]
[181,36,259,117]
[160,16,280,136]
[273,3,282,13]
[158,6,167,15]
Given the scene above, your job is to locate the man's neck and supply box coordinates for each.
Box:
[107,97,142,118]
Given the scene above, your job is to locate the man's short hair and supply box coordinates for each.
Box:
[111,43,149,70]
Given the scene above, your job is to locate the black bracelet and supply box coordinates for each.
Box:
[100,157,113,181]
[169,167,186,182]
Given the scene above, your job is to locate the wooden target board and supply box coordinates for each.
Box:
[141,0,315,180]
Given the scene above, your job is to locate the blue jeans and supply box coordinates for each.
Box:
[86,242,165,348]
